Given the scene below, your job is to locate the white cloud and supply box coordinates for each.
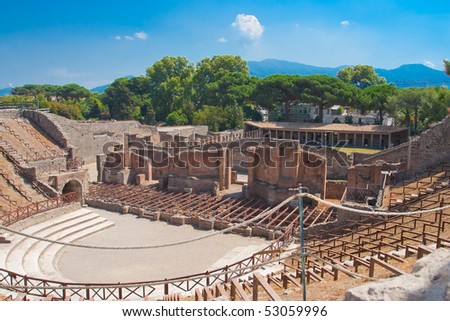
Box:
[134,31,148,40]
[340,20,350,27]
[124,35,134,41]
[114,35,121,40]
[423,60,436,68]
[231,14,264,41]
[218,37,227,43]
[8,82,13,87]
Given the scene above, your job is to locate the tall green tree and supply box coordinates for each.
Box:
[337,65,386,89]
[102,77,152,121]
[419,86,450,128]
[146,56,194,121]
[80,94,108,119]
[302,75,358,123]
[192,105,228,132]
[388,86,450,132]
[252,75,304,120]
[387,88,422,132]
[57,84,91,101]
[12,84,60,100]
[356,84,397,124]
[192,55,250,109]
[444,59,450,76]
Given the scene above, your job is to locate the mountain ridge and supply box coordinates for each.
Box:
[248,60,449,88]
[1,61,449,96]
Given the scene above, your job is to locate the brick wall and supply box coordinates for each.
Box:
[325,180,347,200]
[247,141,327,204]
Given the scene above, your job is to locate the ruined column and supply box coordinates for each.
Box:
[225,148,232,189]
[218,148,225,190]
[96,154,106,182]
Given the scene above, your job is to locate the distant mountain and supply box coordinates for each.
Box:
[89,75,134,94]
[248,59,342,78]
[248,59,449,88]
[90,84,109,94]
[0,87,12,96]
[374,64,449,88]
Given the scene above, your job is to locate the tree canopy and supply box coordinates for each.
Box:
[252,75,304,120]
[302,75,358,123]
[444,59,450,76]
[356,84,397,124]
[387,87,449,132]
[337,65,386,89]
[192,55,251,108]
[146,56,194,121]
[7,56,449,133]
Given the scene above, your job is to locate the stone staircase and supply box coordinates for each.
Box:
[0,208,115,282]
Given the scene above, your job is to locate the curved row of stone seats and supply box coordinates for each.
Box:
[37,218,115,281]
[26,216,115,280]
[0,208,114,281]
[2,208,98,274]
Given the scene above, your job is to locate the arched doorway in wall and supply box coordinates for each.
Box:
[62,180,83,202]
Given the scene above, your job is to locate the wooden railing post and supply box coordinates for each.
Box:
[164,279,169,295]
[252,274,259,301]
[224,265,229,283]
[118,283,123,300]
[24,275,29,295]
[230,281,236,301]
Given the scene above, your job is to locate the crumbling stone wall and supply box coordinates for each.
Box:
[304,146,350,180]
[100,151,152,185]
[347,162,407,189]
[408,115,450,173]
[325,180,347,200]
[247,141,327,204]
[22,110,159,164]
[353,115,450,175]
[159,147,232,194]
[158,125,208,145]
[353,143,410,165]
[0,109,21,119]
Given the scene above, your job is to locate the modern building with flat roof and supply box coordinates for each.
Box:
[244,121,410,148]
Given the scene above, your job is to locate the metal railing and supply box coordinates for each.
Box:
[0,102,38,110]
[0,219,296,300]
[0,192,78,226]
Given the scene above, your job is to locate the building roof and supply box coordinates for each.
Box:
[245,121,408,134]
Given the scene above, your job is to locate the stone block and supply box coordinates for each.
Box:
[252,226,270,238]
[170,215,187,225]
[214,221,233,230]
[198,217,214,230]
[136,174,146,185]
[159,212,172,222]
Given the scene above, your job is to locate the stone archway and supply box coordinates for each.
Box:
[62,179,83,202]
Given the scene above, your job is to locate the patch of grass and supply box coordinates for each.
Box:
[335,147,381,155]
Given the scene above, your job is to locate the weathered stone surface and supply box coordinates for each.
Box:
[247,141,327,204]
[170,215,187,226]
[345,249,450,301]
[198,217,214,230]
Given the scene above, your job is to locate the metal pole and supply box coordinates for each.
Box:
[299,191,307,301]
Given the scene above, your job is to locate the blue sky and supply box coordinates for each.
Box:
[1,0,449,89]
